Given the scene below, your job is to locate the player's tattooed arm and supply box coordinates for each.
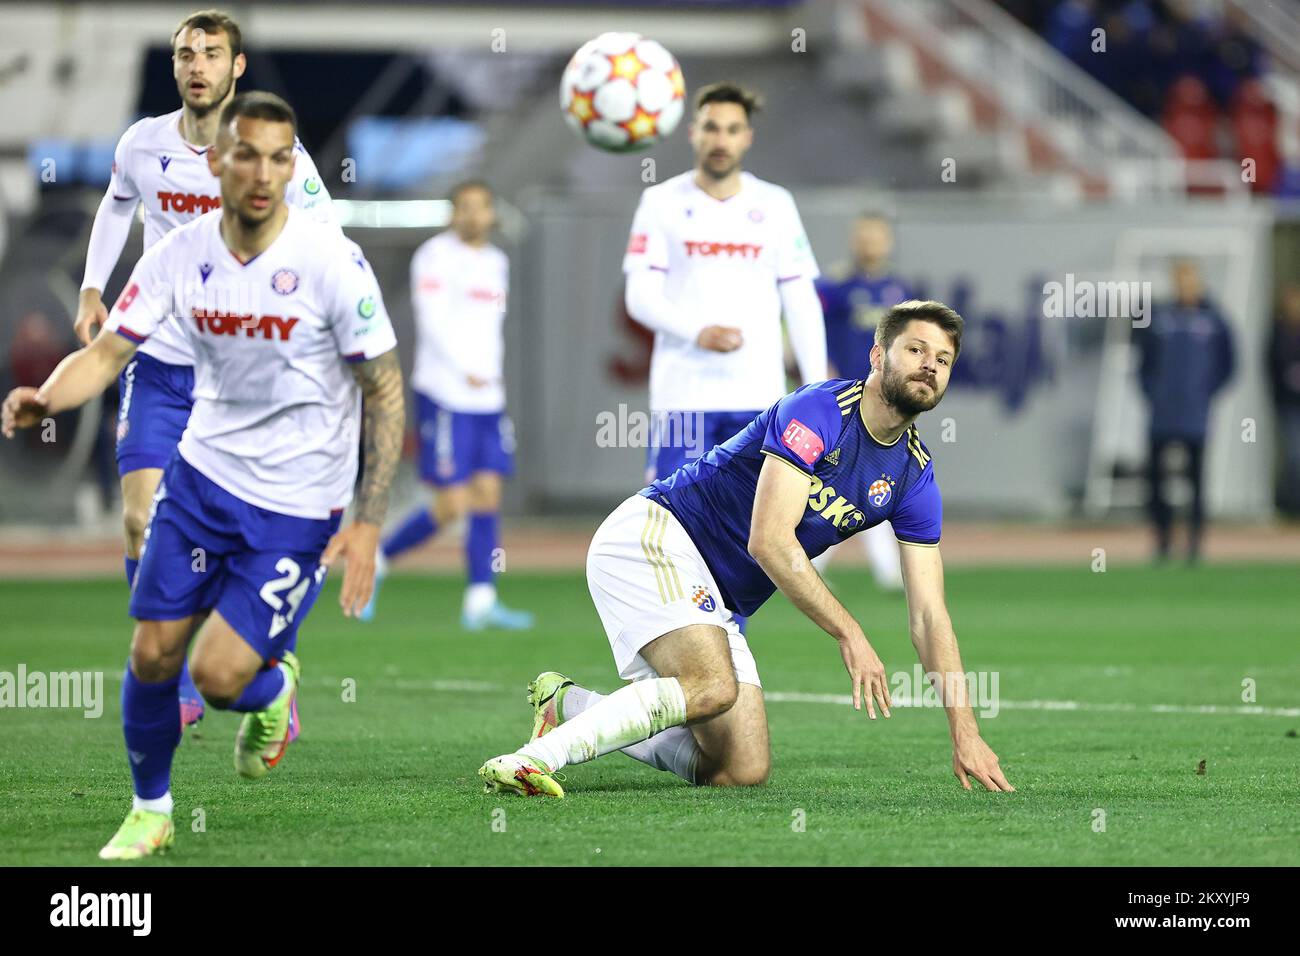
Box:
[350,348,406,526]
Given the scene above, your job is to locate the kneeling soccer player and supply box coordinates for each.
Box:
[2,92,405,858]
[479,300,1014,796]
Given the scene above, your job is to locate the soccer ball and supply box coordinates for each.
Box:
[560,32,686,152]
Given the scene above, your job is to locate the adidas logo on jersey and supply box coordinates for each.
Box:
[824,447,841,466]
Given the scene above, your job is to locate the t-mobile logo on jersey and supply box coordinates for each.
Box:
[157,191,221,214]
[190,309,300,341]
[683,241,763,259]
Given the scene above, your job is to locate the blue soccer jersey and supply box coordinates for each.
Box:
[816,272,915,380]
[641,379,941,616]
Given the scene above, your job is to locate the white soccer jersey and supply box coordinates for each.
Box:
[102,108,337,366]
[409,230,510,413]
[103,208,397,520]
[622,170,820,412]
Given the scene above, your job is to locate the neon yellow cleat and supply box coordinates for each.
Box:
[478,753,565,798]
[97,809,174,861]
[235,651,299,780]
[526,671,574,740]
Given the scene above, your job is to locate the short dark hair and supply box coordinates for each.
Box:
[694,82,762,121]
[450,179,493,206]
[218,91,297,135]
[172,9,243,58]
[876,300,964,360]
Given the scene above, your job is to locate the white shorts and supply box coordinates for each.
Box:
[586,494,761,687]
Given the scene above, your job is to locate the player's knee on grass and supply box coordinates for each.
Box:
[700,757,770,788]
[680,669,740,721]
[128,622,187,682]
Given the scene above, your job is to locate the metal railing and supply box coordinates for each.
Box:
[870,0,1244,197]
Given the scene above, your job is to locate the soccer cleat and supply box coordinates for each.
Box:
[179,696,205,734]
[178,664,205,733]
[234,652,299,780]
[462,601,534,632]
[527,671,574,739]
[478,753,564,798]
[286,694,301,744]
[356,550,388,623]
[97,808,174,861]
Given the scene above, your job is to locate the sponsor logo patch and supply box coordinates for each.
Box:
[781,419,824,466]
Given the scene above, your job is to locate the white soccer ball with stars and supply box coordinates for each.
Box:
[560,32,686,152]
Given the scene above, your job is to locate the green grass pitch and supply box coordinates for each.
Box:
[2,563,1297,866]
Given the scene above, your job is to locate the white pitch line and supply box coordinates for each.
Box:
[764,691,1300,718]
[106,672,1300,719]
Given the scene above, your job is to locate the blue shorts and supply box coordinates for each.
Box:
[116,353,195,476]
[130,454,342,662]
[646,409,760,482]
[415,393,515,486]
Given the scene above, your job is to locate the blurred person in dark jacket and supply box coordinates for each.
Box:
[1135,260,1235,562]
[1269,283,1300,514]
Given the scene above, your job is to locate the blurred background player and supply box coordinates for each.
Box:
[72,9,336,732]
[362,181,533,630]
[3,92,404,860]
[1268,282,1300,515]
[1135,259,1236,564]
[622,81,827,630]
[813,212,918,591]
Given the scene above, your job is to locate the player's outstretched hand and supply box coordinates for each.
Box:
[2,387,48,438]
[321,521,381,618]
[837,631,892,720]
[696,325,744,352]
[952,734,1015,792]
[75,290,108,347]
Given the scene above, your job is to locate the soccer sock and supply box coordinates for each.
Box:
[466,512,497,586]
[559,685,700,783]
[519,677,688,773]
[226,664,287,713]
[121,666,181,801]
[124,556,139,588]
[382,507,438,560]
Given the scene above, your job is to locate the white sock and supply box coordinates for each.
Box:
[558,683,699,783]
[464,582,496,617]
[520,677,687,772]
[133,791,173,816]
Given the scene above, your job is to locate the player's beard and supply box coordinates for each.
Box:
[178,67,235,118]
[879,355,943,416]
[698,152,738,180]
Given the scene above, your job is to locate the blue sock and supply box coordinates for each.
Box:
[177,659,201,704]
[467,512,498,586]
[225,666,286,713]
[124,556,139,589]
[734,613,748,635]
[121,666,182,800]
[382,508,438,559]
